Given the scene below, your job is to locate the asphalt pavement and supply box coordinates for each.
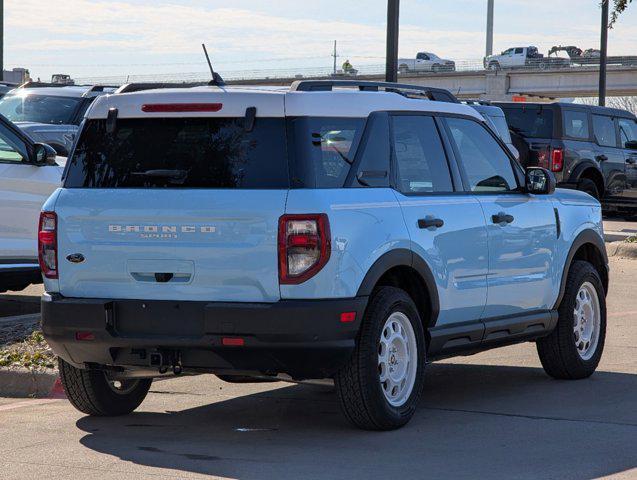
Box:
[0,259,635,479]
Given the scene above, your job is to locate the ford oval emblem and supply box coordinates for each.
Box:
[66,253,85,264]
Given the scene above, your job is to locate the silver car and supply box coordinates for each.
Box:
[469,103,520,160]
[0,84,115,155]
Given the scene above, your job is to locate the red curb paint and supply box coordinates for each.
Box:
[48,377,66,399]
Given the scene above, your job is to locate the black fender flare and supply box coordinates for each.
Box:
[356,249,440,325]
[569,161,602,184]
[554,229,608,309]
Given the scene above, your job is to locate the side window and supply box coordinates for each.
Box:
[563,110,590,139]
[391,115,453,194]
[0,127,27,163]
[503,48,513,55]
[619,118,637,146]
[446,117,518,193]
[354,114,390,187]
[592,115,617,148]
[515,48,524,54]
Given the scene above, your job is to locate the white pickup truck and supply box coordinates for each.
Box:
[485,46,570,70]
[398,52,455,73]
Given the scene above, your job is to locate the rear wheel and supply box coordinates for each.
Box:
[335,287,426,430]
[58,358,152,416]
[578,178,600,200]
[537,261,606,379]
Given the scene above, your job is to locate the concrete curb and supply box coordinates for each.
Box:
[0,368,60,398]
[606,241,637,259]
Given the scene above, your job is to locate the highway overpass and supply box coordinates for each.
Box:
[236,66,637,100]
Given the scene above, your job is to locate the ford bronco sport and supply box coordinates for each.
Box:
[40,80,608,430]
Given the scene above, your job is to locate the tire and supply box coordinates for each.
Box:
[577,178,600,200]
[432,64,441,73]
[398,64,409,74]
[488,61,500,71]
[335,286,426,430]
[537,261,606,380]
[58,358,152,416]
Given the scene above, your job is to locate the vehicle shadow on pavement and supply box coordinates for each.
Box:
[76,363,637,480]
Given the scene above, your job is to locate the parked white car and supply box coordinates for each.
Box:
[398,52,456,73]
[0,116,63,292]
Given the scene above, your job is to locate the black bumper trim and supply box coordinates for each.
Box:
[41,294,368,380]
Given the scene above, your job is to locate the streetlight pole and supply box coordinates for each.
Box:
[599,0,609,106]
[486,0,494,57]
[385,0,400,83]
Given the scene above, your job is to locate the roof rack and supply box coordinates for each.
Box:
[289,80,459,103]
[81,85,119,97]
[115,81,221,94]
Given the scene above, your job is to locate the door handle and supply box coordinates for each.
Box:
[418,218,444,229]
[492,212,514,225]
[596,154,608,162]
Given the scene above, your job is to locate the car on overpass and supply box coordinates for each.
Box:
[485,46,570,70]
[495,101,637,211]
[0,83,116,156]
[398,52,456,73]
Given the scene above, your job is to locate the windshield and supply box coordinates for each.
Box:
[501,107,554,139]
[64,117,289,189]
[0,93,83,124]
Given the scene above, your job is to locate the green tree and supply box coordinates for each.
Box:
[610,0,632,26]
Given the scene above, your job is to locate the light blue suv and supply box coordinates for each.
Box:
[39,81,608,430]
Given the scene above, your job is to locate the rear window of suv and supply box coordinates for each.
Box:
[501,107,553,139]
[64,117,289,189]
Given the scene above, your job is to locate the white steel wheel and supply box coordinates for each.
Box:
[378,311,418,407]
[573,282,601,361]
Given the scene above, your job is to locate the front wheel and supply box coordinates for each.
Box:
[537,261,606,379]
[58,358,152,416]
[335,287,426,430]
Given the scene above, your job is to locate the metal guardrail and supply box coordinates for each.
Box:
[74,56,637,86]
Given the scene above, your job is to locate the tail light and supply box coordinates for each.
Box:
[38,212,58,279]
[278,214,331,285]
[551,148,564,173]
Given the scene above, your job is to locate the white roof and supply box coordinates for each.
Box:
[86,84,483,120]
[7,86,94,98]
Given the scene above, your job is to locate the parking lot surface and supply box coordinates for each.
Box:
[0,257,635,480]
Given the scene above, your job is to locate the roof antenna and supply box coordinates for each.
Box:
[202,43,225,86]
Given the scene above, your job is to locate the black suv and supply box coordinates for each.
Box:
[495,102,637,211]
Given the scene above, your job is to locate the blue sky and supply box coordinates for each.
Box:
[5,0,637,81]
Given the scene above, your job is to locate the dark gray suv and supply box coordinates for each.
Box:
[495,102,637,212]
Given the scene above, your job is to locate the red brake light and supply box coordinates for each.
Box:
[278,214,331,285]
[551,148,564,172]
[340,312,357,323]
[38,212,58,279]
[222,337,245,347]
[141,103,223,113]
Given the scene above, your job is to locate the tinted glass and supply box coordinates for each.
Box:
[515,48,524,54]
[0,126,26,163]
[501,107,553,139]
[354,114,390,187]
[447,117,518,193]
[0,94,82,124]
[592,115,617,148]
[392,115,453,194]
[563,110,590,139]
[289,117,364,188]
[485,114,513,144]
[618,118,637,145]
[64,118,289,189]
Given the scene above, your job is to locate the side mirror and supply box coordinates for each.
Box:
[626,140,637,151]
[525,167,556,195]
[32,143,58,166]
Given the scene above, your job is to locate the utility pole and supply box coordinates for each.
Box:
[599,0,609,106]
[486,0,494,57]
[385,0,400,83]
[332,40,338,75]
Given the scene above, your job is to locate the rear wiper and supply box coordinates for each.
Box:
[131,169,188,184]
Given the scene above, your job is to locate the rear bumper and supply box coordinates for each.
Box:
[41,294,368,380]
